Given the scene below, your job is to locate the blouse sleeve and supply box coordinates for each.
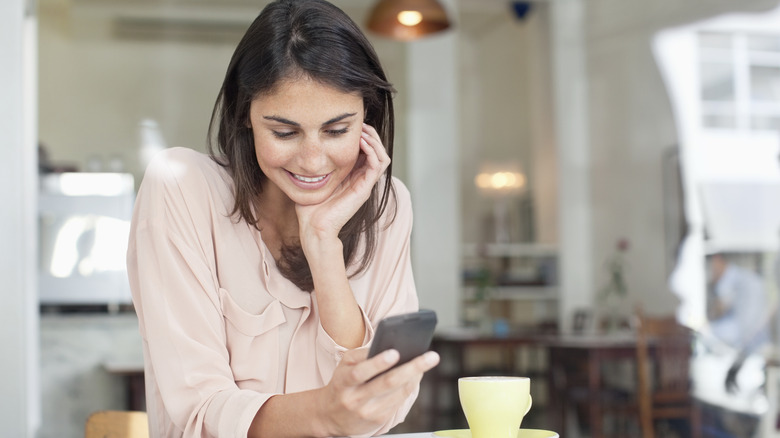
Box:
[365,178,420,322]
[127,150,268,437]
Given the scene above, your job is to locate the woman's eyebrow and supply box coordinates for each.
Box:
[262,112,357,127]
[263,115,299,126]
[322,112,357,126]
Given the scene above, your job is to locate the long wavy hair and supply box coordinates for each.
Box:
[207,0,396,292]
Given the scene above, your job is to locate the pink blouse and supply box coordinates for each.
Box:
[127,147,419,437]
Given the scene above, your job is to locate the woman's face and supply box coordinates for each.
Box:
[249,76,364,207]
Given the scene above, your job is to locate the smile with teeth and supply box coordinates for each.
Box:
[291,172,327,183]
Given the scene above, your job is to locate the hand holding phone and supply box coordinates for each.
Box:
[367,309,437,370]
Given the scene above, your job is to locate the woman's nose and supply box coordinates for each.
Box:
[297,136,326,172]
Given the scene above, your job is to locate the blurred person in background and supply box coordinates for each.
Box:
[698,252,776,437]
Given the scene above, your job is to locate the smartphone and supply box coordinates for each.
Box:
[367,309,437,369]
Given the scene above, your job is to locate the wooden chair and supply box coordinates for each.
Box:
[635,308,701,438]
[85,410,149,438]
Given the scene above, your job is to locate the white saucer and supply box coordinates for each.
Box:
[433,429,558,438]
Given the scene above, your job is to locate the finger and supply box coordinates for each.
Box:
[361,124,390,166]
[400,351,440,375]
[351,147,369,176]
[362,122,380,140]
[359,133,390,180]
[363,124,390,159]
[350,349,400,384]
[360,136,381,172]
[363,351,439,395]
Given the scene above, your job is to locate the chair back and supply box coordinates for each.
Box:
[85,410,149,438]
[635,308,697,438]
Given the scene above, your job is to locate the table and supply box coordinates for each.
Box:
[432,328,550,372]
[382,434,431,437]
[545,333,642,438]
[428,329,645,437]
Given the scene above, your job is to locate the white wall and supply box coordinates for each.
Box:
[406,13,461,328]
[550,0,595,328]
[0,0,39,436]
[458,8,535,244]
[527,6,558,247]
[38,0,242,183]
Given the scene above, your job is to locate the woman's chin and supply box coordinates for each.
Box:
[290,191,333,207]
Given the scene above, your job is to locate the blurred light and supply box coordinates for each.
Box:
[50,216,88,278]
[45,172,134,197]
[398,10,423,27]
[367,0,451,41]
[49,214,130,278]
[475,171,526,191]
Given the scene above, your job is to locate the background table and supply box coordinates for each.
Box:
[545,333,643,438]
[426,329,644,437]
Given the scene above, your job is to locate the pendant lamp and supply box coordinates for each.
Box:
[366,0,451,41]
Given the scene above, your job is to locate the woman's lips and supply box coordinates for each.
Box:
[287,171,330,189]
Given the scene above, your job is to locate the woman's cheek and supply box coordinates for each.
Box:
[255,139,291,167]
[333,135,362,167]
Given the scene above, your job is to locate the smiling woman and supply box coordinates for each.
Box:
[125,1,439,437]
[248,77,380,292]
[249,78,364,209]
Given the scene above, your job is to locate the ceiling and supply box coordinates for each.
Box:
[61,0,542,42]
[67,0,549,14]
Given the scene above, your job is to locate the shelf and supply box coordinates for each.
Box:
[462,242,557,258]
[463,285,558,301]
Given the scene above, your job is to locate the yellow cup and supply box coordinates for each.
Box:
[458,376,533,438]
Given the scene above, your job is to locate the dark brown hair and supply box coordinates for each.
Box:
[207,0,396,292]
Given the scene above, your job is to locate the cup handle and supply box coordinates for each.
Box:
[524,395,533,416]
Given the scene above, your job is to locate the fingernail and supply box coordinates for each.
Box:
[383,349,399,364]
[424,351,440,366]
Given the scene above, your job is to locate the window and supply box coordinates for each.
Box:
[699,31,780,132]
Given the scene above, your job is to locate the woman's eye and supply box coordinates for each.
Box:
[272,131,296,139]
[325,127,349,136]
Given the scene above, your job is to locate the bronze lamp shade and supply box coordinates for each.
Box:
[366,0,451,41]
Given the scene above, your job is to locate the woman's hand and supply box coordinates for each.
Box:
[317,348,440,437]
[295,124,390,248]
[249,348,440,438]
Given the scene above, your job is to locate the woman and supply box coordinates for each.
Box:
[126,1,439,436]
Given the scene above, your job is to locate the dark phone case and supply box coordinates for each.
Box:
[368,309,437,367]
